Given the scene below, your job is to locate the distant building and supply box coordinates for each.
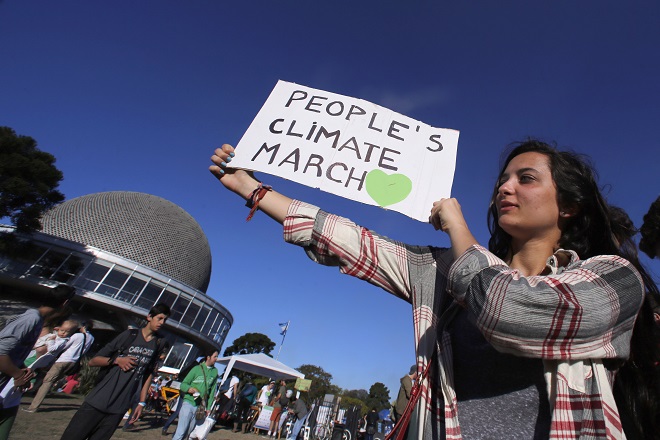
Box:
[0,191,232,372]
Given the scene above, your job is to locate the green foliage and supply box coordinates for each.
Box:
[366,382,390,411]
[76,356,99,395]
[0,127,65,232]
[343,389,368,401]
[296,364,333,403]
[223,332,275,356]
[339,396,367,415]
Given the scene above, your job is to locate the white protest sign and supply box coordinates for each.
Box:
[230,80,459,222]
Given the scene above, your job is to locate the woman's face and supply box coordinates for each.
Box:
[495,152,562,242]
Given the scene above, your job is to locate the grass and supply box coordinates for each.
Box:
[12,394,246,440]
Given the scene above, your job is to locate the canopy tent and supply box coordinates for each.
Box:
[216,353,305,385]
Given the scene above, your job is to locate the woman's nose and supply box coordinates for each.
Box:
[498,178,513,195]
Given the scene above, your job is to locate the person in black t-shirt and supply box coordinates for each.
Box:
[59,304,170,440]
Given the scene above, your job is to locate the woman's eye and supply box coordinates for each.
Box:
[519,174,534,183]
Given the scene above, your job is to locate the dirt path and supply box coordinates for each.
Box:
[12,394,259,440]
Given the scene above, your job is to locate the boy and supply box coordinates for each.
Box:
[59,303,170,440]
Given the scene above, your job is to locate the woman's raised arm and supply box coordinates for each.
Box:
[209,144,292,224]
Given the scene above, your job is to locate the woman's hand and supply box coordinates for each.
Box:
[209,144,260,200]
[429,198,478,259]
[209,144,294,224]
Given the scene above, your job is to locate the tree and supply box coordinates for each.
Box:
[0,127,65,232]
[297,364,333,403]
[344,389,369,401]
[223,332,275,356]
[366,382,390,411]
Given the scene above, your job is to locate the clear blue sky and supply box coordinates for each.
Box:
[2,1,659,399]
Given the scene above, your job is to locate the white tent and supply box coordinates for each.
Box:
[190,354,305,440]
[216,353,305,385]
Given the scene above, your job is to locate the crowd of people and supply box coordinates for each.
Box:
[1,137,659,440]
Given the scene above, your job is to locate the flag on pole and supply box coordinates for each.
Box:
[279,321,289,336]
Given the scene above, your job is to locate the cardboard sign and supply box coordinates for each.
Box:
[254,406,274,431]
[294,378,312,391]
[231,81,460,222]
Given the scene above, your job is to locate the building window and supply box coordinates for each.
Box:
[96,267,130,297]
[170,291,190,324]
[0,242,49,277]
[25,248,68,279]
[76,262,111,293]
[135,280,166,310]
[162,342,194,372]
[51,253,88,283]
[181,300,201,328]
[116,272,147,304]
[201,310,217,336]
[192,306,210,331]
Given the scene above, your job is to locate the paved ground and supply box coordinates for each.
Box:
[12,394,266,440]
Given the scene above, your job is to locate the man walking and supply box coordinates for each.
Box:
[59,303,170,440]
[394,365,417,422]
[0,284,75,440]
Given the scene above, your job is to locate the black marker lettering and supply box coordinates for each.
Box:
[251,143,280,164]
[388,120,409,141]
[326,162,347,183]
[326,101,344,116]
[286,120,303,138]
[306,122,318,140]
[278,148,301,172]
[286,90,307,107]
[305,95,327,113]
[364,142,381,162]
[269,119,284,134]
[346,105,366,121]
[427,134,444,152]
[378,147,400,171]
[345,168,367,191]
[303,154,324,177]
[314,126,341,149]
[368,113,382,132]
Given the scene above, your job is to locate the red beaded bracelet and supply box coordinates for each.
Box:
[245,183,272,221]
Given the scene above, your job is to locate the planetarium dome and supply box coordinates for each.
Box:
[41,191,212,292]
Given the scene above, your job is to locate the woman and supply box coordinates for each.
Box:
[210,139,658,439]
[172,349,219,440]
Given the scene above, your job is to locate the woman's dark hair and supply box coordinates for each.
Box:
[639,196,660,259]
[488,139,659,438]
[488,139,615,260]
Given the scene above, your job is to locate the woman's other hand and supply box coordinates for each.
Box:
[430,198,478,259]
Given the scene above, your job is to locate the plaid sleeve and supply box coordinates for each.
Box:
[283,200,414,301]
[447,245,644,359]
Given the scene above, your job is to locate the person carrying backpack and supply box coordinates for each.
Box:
[172,348,219,440]
[233,376,257,433]
[59,303,170,440]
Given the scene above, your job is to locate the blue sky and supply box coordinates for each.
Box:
[2,1,659,399]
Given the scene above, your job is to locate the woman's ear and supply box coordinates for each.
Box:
[559,204,579,218]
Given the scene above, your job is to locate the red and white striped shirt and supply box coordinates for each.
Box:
[283,201,644,439]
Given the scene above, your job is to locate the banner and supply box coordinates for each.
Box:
[230,81,459,222]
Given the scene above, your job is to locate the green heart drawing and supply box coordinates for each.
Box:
[365,169,413,207]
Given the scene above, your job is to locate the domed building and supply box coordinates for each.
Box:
[0,191,232,372]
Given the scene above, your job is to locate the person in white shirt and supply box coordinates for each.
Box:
[26,321,94,412]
